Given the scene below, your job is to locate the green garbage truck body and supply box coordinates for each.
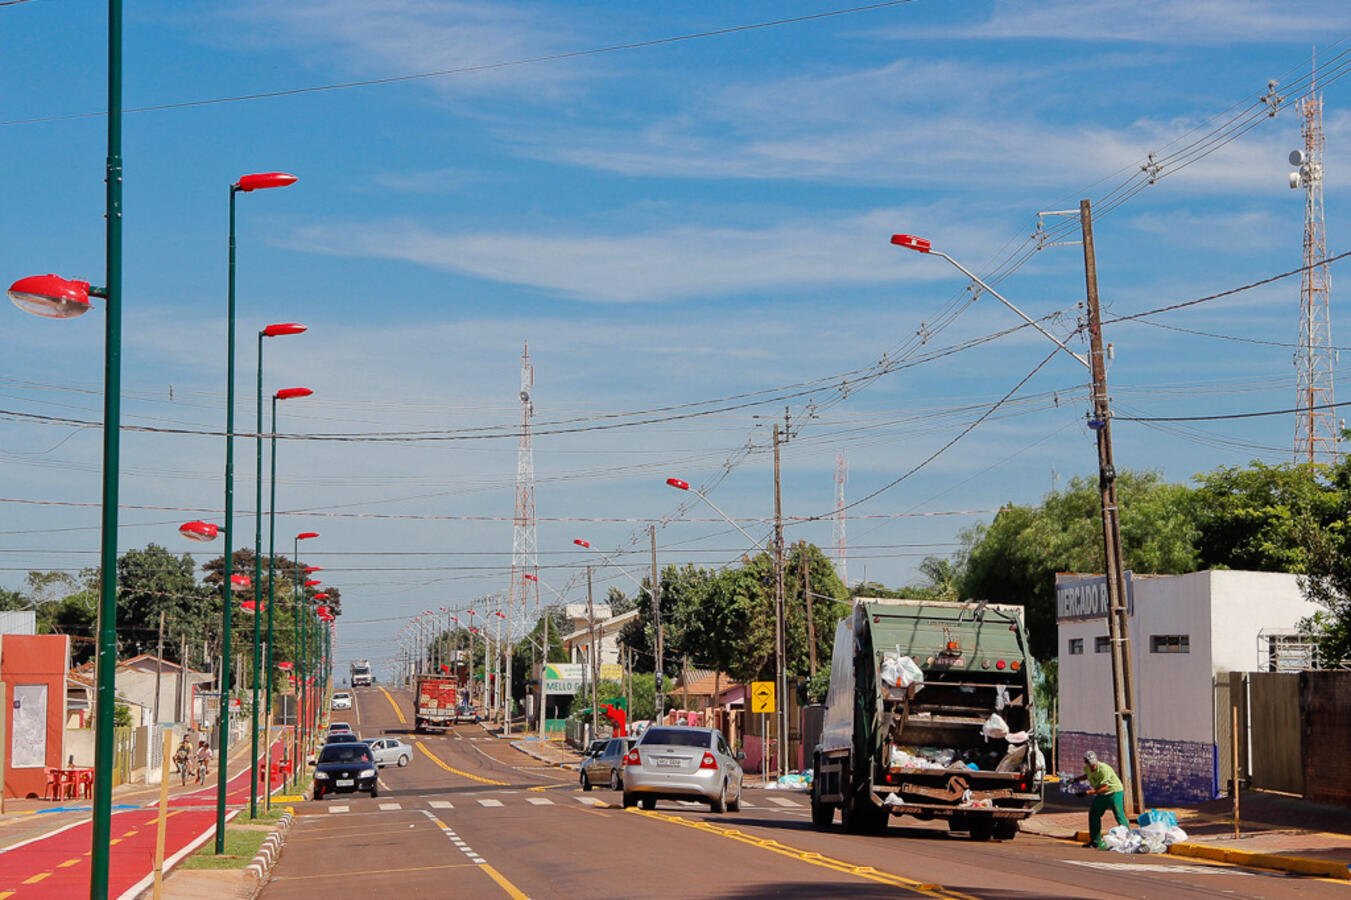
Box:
[810,598,1044,839]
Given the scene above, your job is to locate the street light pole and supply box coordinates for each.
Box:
[891,214,1144,812]
[292,533,319,786]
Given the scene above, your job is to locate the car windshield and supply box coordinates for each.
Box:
[641,728,712,748]
[319,745,372,764]
[326,734,360,744]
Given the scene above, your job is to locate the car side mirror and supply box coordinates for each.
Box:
[736,751,746,761]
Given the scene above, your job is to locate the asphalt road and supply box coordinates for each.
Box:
[262,688,1351,898]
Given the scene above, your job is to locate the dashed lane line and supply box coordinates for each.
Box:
[766,796,802,807]
[328,805,349,814]
[526,798,553,806]
[416,741,509,786]
[379,803,402,811]
[476,799,504,808]
[421,811,528,899]
[625,807,981,900]
[378,687,407,725]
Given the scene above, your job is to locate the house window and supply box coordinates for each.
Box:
[1095,636,1111,653]
[1150,634,1189,654]
[1068,638,1084,655]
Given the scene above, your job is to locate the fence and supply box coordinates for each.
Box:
[1230,669,1351,805]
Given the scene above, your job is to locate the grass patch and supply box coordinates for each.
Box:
[241,806,288,826]
[180,827,268,870]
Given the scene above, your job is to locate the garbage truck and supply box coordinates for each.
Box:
[810,597,1044,840]
[413,673,459,733]
[350,659,373,687]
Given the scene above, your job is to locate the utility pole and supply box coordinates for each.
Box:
[586,568,598,738]
[650,525,664,716]
[154,610,165,723]
[772,420,789,778]
[801,545,816,677]
[1082,198,1144,816]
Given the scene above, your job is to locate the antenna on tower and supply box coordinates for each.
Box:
[506,342,538,735]
[1289,52,1336,465]
[833,452,849,586]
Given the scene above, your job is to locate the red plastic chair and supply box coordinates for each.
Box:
[78,770,94,799]
[43,767,60,801]
[60,769,78,800]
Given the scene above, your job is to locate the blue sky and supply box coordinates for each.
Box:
[3,0,1350,679]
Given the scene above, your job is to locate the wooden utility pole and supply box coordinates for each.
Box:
[154,610,165,723]
[650,525,664,716]
[1082,198,1144,816]
[801,545,816,677]
[772,420,788,778]
[152,728,172,898]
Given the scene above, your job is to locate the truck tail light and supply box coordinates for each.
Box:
[1010,660,1021,671]
[624,749,640,767]
[700,752,719,770]
[995,659,1006,670]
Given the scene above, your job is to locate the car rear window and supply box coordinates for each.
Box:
[640,728,712,748]
[319,746,372,764]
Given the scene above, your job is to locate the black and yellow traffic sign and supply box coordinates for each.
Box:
[751,681,775,714]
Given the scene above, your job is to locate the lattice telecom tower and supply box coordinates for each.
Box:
[1290,60,1336,465]
[506,343,539,731]
[833,452,849,586]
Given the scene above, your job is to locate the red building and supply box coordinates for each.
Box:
[1,634,71,799]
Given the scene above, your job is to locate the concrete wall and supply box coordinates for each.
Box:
[1249,672,1303,795]
[1059,730,1216,805]
[1207,571,1319,673]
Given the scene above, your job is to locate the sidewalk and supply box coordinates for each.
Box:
[508,735,585,769]
[1024,787,1351,880]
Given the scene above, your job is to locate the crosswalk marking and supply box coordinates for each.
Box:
[428,800,454,809]
[328,805,349,814]
[767,796,801,807]
[476,798,504,808]
[526,797,553,806]
[573,796,596,805]
[379,802,401,811]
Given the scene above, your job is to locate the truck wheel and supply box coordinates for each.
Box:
[968,819,994,842]
[581,772,593,792]
[993,820,1019,841]
[810,760,833,828]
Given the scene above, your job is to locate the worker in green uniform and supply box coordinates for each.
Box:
[1077,750,1127,848]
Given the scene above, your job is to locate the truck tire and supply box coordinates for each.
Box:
[810,761,833,828]
[993,819,1019,841]
[968,818,994,842]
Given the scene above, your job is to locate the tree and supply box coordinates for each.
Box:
[1191,462,1338,573]
[116,543,208,659]
[958,470,1200,661]
[0,586,27,611]
[1297,454,1351,666]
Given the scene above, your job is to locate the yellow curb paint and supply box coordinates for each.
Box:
[624,808,979,899]
[479,862,530,900]
[415,742,508,786]
[378,687,407,725]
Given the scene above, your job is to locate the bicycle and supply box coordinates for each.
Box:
[194,758,211,785]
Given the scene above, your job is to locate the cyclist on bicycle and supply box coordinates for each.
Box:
[173,737,192,785]
[194,741,214,784]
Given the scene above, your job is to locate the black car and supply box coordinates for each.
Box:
[313,743,378,800]
[325,731,362,745]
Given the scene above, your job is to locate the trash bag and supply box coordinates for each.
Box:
[918,747,957,766]
[1101,825,1132,852]
[881,653,926,690]
[1164,826,1188,846]
[1004,730,1030,745]
[995,743,1029,773]
[1137,809,1178,829]
[981,713,1010,740]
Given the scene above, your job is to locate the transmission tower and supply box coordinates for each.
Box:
[1290,59,1336,465]
[506,343,539,733]
[833,452,848,585]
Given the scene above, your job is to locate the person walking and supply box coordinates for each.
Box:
[1075,750,1128,848]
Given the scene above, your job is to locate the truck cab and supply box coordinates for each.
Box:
[812,598,1043,840]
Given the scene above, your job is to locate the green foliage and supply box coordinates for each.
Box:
[805,667,831,704]
[1190,462,1338,573]
[0,586,27,611]
[116,543,209,658]
[1296,456,1351,666]
[114,703,133,727]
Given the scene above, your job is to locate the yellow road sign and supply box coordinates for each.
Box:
[751,681,775,714]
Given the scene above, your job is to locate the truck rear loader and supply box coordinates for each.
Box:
[811,598,1044,840]
[414,673,459,733]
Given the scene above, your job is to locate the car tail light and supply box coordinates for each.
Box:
[624,749,640,767]
[700,752,718,770]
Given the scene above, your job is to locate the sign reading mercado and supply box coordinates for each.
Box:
[1055,572,1135,623]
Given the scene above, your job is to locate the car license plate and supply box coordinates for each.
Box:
[336,779,354,787]
[655,757,682,768]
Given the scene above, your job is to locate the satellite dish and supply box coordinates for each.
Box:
[1290,149,1306,166]
[1290,172,1303,190]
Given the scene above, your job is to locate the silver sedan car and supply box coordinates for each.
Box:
[365,736,413,768]
[620,726,744,813]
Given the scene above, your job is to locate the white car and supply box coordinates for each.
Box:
[365,737,413,768]
[331,692,353,710]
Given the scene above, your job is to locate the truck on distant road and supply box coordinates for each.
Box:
[811,598,1043,841]
[414,673,459,733]
[350,659,373,687]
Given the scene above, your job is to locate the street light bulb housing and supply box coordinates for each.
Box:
[304,580,322,587]
[275,387,313,400]
[262,322,307,337]
[235,172,298,192]
[574,539,590,548]
[665,478,690,491]
[524,574,537,581]
[890,234,932,253]
[230,574,252,592]
[9,274,94,318]
[179,521,220,542]
[312,593,330,600]
[297,532,320,541]
[305,566,322,572]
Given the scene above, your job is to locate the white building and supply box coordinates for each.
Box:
[1057,570,1320,804]
[561,604,639,669]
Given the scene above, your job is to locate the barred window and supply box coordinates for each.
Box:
[1150,634,1189,654]
[1094,636,1112,653]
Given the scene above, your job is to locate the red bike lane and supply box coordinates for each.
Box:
[0,739,285,899]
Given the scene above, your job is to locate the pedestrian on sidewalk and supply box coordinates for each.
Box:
[1075,751,1127,848]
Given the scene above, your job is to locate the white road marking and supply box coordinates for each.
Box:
[428,800,454,809]
[379,802,402,810]
[526,797,553,806]
[476,798,504,808]
[421,810,494,870]
[677,800,702,807]
[327,805,349,814]
[573,796,597,805]
[1063,861,1251,876]
[766,796,801,807]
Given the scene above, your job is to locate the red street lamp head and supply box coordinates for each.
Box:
[239,600,258,614]
[235,172,298,192]
[524,573,538,582]
[8,274,95,319]
[230,574,252,592]
[304,580,322,587]
[312,592,330,600]
[297,532,320,541]
[179,520,220,542]
[262,322,307,338]
[316,605,331,617]
[665,478,689,491]
[890,234,932,253]
[305,566,322,573]
[573,539,590,549]
[275,387,313,401]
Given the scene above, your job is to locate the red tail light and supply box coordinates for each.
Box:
[996,659,1006,670]
[624,749,640,767]
[700,752,718,770]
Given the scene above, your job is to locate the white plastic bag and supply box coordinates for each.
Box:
[881,653,925,690]
[1164,826,1188,846]
[981,713,1010,740]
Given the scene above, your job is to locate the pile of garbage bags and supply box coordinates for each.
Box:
[881,653,925,694]
[980,713,1030,745]
[765,771,812,790]
[1101,822,1189,854]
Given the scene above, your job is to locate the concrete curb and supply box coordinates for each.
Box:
[241,808,295,897]
[509,740,578,771]
[1030,822,1349,880]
